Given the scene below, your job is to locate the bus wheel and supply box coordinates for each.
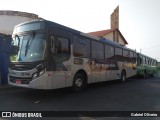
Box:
[121,71,126,82]
[72,73,85,92]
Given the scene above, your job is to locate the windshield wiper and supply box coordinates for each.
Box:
[10,35,20,55]
[15,35,20,48]
[25,32,35,57]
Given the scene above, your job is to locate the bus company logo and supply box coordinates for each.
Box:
[2,112,11,117]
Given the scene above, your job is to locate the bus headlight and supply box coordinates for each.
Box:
[32,70,45,80]
[33,73,38,80]
[39,70,45,75]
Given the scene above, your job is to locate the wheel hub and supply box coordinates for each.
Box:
[75,78,82,87]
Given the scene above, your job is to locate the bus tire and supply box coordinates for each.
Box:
[121,70,126,82]
[72,73,85,92]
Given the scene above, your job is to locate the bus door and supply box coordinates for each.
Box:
[49,28,72,89]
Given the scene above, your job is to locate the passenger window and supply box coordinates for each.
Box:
[73,37,90,58]
[91,41,104,59]
[105,44,114,60]
[50,36,70,63]
[123,49,129,62]
[115,47,122,61]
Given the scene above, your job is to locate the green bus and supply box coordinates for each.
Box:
[137,53,157,78]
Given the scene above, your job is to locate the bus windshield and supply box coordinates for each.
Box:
[10,33,46,62]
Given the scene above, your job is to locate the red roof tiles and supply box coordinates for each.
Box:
[87,29,115,37]
[87,28,128,44]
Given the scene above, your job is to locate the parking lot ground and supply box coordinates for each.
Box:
[0,77,160,120]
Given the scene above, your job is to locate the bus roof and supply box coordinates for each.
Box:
[137,52,156,61]
[14,19,136,52]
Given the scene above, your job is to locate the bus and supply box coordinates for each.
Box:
[8,19,137,91]
[137,53,157,78]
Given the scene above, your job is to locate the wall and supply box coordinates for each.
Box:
[103,32,114,42]
[103,31,126,46]
[0,10,38,35]
[0,15,36,35]
[118,35,125,46]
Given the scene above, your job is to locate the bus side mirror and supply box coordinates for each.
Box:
[11,45,19,55]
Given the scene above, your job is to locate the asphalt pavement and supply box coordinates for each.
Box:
[0,77,160,120]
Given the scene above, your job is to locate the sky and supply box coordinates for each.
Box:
[1,0,160,61]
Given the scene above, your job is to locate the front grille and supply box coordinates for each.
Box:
[9,65,35,71]
[9,62,39,71]
[9,76,32,84]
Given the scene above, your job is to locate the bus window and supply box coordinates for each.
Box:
[105,44,114,61]
[133,52,136,63]
[143,56,146,65]
[151,60,153,65]
[73,37,90,58]
[153,60,156,66]
[115,47,122,61]
[51,36,70,63]
[123,49,129,62]
[91,41,104,59]
[148,58,150,65]
[130,51,134,63]
[146,57,148,65]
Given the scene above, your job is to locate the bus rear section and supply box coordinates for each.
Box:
[137,53,157,78]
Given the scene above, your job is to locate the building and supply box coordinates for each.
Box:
[88,28,127,46]
[0,10,39,35]
[87,6,128,46]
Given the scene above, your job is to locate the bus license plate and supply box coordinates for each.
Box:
[16,80,21,84]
